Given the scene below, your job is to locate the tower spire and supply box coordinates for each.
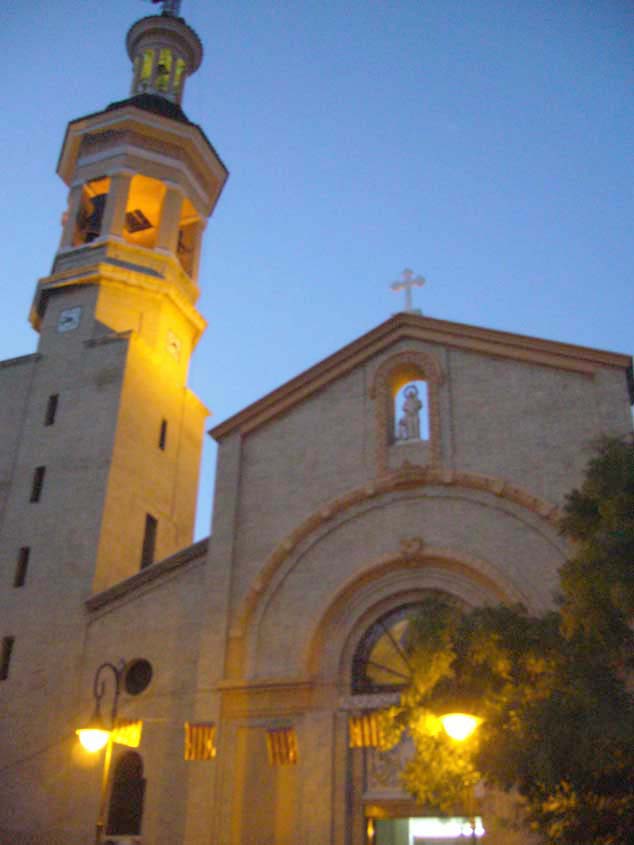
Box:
[31,0,227,339]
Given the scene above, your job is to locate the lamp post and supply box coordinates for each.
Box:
[440,712,482,842]
[76,660,126,845]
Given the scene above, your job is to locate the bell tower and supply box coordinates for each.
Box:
[28,4,228,591]
[0,6,228,839]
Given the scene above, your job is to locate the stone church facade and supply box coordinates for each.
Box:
[1,7,632,845]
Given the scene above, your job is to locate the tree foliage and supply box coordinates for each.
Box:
[378,437,634,844]
[559,436,634,655]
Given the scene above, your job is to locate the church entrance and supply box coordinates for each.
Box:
[371,815,485,844]
[347,601,488,845]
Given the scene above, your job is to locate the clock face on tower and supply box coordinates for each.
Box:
[57,306,82,333]
[167,330,182,360]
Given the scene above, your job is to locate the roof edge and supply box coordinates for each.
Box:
[210,312,632,441]
[56,100,229,185]
[85,537,208,612]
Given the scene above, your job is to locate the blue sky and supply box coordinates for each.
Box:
[2,0,632,537]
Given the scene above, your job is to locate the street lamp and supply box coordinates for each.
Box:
[440,712,481,742]
[76,660,125,845]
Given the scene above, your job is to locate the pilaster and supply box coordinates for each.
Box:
[101,170,134,240]
[155,182,184,254]
[59,184,84,249]
[187,219,205,283]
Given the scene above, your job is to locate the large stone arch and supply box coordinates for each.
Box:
[230,470,567,681]
[305,545,524,689]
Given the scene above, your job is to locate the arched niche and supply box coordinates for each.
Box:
[230,471,563,683]
[369,349,443,475]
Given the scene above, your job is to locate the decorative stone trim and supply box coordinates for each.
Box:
[369,349,444,475]
[302,549,530,685]
[399,536,425,556]
[77,127,216,206]
[0,353,41,369]
[232,469,561,638]
[84,329,132,348]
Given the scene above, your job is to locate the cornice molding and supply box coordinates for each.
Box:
[0,352,41,369]
[32,250,207,339]
[86,538,209,612]
[58,106,228,215]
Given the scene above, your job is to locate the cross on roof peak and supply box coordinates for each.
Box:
[148,0,182,17]
[390,268,426,313]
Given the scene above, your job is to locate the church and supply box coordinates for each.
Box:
[1,5,632,845]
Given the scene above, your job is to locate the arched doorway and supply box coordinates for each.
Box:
[347,599,484,845]
[106,750,146,838]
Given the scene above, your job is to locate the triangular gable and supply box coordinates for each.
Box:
[210,312,633,441]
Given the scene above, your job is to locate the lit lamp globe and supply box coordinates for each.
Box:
[440,712,481,742]
[76,713,111,752]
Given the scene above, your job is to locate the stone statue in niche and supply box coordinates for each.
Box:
[397,384,422,440]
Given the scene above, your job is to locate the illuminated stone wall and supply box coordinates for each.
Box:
[202,317,631,845]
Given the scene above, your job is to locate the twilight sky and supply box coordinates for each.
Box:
[1,0,632,538]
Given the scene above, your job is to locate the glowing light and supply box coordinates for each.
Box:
[76,728,110,752]
[440,712,481,742]
[409,816,485,839]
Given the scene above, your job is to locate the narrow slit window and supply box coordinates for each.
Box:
[45,394,59,426]
[140,514,157,569]
[159,420,167,451]
[30,466,46,503]
[1,637,15,681]
[14,547,30,588]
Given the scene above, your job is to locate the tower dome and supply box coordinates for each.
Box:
[126,6,203,105]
